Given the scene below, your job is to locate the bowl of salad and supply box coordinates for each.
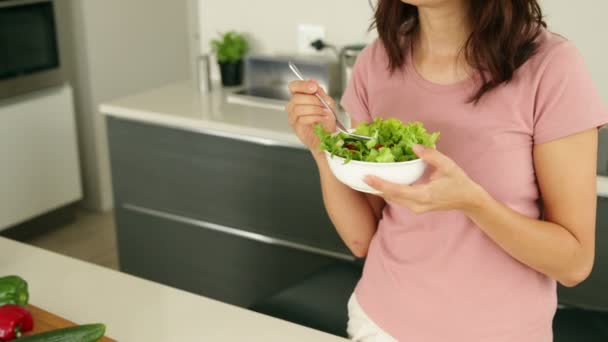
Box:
[315,118,440,194]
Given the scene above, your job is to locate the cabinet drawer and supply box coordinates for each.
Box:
[107,117,350,255]
[116,207,345,307]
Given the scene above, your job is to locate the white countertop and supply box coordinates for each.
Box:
[99,81,608,198]
[0,237,346,341]
[100,81,308,149]
[598,175,608,198]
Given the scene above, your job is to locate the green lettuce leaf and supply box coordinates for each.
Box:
[314,118,440,163]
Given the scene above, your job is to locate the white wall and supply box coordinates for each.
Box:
[198,0,607,102]
[542,0,608,103]
[198,0,376,66]
[57,0,190,211]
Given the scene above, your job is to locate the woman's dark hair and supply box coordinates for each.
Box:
[372,0,546,102]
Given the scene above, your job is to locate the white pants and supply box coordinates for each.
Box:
[347,294,398,342]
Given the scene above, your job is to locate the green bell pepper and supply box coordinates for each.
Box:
[0,276,29,307]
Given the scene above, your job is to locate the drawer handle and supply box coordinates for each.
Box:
[123,203,356,262]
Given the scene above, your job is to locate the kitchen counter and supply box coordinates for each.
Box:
[0,237,346,341]
[100,80,357,316]
[100,81,309,149]
[100,81,608,198]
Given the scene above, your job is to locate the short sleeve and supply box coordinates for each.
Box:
[533,42,608,145]
[340,44,373,124]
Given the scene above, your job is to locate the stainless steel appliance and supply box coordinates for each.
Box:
[0,0,65,100]
[339,44,366,94]
[226,55,340,111]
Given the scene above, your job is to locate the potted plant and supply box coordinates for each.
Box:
[210,31,249,87]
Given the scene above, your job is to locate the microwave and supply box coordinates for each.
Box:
[0,0,65,100]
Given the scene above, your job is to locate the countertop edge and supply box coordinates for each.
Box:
[0,238,347,341]
[99,103,306,150]
[598,175,608,198]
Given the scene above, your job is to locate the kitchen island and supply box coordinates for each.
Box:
[100,81,358,315]
[0,237,346,341]
[100,81,608,198]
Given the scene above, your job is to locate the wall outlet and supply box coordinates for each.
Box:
[298,24,326,54]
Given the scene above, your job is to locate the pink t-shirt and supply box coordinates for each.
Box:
[340,30,608,341]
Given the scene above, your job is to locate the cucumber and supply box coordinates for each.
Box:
[17,324,106,342]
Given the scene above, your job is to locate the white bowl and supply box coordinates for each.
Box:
[325,151,427,194]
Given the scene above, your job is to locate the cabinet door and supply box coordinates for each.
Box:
[116,207,346,308]
[107,117,350,256]
[558,197,608,309]
[0,86,81,230]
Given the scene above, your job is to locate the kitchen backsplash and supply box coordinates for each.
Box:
[198,0,375,55]
[197,0,376,81]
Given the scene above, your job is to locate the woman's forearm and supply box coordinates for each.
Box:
[464,190,595,287]
[313,151,378,257]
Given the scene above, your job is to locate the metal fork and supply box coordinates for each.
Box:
[288,61,371,141]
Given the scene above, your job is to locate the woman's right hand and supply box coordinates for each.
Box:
[286,80,337,152]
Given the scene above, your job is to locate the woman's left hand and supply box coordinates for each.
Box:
[364,145,486,214]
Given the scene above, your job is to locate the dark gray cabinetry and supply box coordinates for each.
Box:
[599,128,607,175]
[106,117,355,307]
[115,208,341,307]
[558,197,608,310]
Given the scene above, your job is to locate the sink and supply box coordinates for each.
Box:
[226,86,291,111]
[234,86,292,102]
[226,85,290,110]
[225,55,340,111]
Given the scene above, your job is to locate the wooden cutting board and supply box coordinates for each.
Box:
[22,305,116,342]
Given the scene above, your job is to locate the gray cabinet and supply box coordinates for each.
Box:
[107,117,349,255]
[106,117,356,307]
[558,197,608,310]
[599,128,607,175]
[116,207,341,307]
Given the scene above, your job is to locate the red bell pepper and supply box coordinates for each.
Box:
[0,305,34,341]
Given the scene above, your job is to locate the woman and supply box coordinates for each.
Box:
[286,0,607,341]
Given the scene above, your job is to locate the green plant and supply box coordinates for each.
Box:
[210,31,249,64]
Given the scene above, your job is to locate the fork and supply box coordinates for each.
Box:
[288,61,371,141]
